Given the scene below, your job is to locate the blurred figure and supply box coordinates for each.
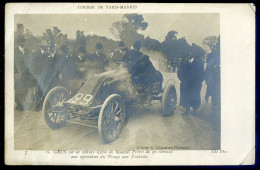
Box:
[45,43,65,89]
[90,42,108,74]
[29,42,50,111]
[172,58,178,72]
[123,40,163,105]
[110,41,129,68]
[73,46,89,88]
[130,55,163,105]
[58,45,79,95]
[166,60,172,72]
[75,46,88,63]
[74,45,90,76]
[30,41,63,111]
[123,40,143,70]
[205,37,220,115]
[177,45,205,116]
[14,35,32,110]
[112,41,128,62]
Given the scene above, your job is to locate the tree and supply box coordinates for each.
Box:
[123,14,148,31]
[165,30,178,41]
[191,43,205,60]
[72,30,87,55]
[43,27,68,52]
[110,21,123,41]
[15,23,41,52]
[76,30,86,47]
[53,26,61,36]
[143,36,161,51]
[110,14,148,47]
[161,35,191,70]
[202,36,218,52]
[95,42,103,50]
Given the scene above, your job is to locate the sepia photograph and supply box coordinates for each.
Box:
[13,13,220,150]
[5,3,255,165]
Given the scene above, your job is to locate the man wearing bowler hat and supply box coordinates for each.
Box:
[14,35,31,110]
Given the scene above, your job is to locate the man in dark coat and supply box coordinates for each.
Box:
[30,42,64,111]
[205,38,220,115]
[14,35,32,110]
[178,50,205,115]
[29,43,52,111]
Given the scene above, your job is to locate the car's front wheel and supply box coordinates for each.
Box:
[43,86,69,129]
[98,94,125,143]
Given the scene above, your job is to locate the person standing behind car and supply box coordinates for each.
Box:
[90,42,108,74]
[74,46,89,78]
[14,35,31,111]
[109,41,129,68]
[30,42,59,111]
[45,43,66,91]
[58,45,79,95]
[29,42,48,111]
[73,46,90,90]
[123,40,144,70]
[111,41,127,62]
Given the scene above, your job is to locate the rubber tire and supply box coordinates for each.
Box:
[43,86,69,129]
[161,84,177,116]
[98,94,125,143]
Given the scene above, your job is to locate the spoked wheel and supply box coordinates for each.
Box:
[43,86,70,129]
[98,94,125,143]
[161,84,177,116]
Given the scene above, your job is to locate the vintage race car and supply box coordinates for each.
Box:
[43,56,177,143]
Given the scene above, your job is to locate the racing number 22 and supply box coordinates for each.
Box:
[68,93,93,105]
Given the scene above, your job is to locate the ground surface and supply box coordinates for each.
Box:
[14,73,220,150]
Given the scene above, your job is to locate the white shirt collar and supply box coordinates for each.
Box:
[78,55,83,60]
[41,49,45,55]
[188,58,194,63]
[18,46,25,54]
[48,51,56,58]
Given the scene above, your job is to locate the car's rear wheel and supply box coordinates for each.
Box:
[98,94,125,143]
[43,86,69,129]
[161,84,177,116]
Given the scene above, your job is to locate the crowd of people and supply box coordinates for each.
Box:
[14,34,114,111]
[14,32,220,117]
[14,34,158,111]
